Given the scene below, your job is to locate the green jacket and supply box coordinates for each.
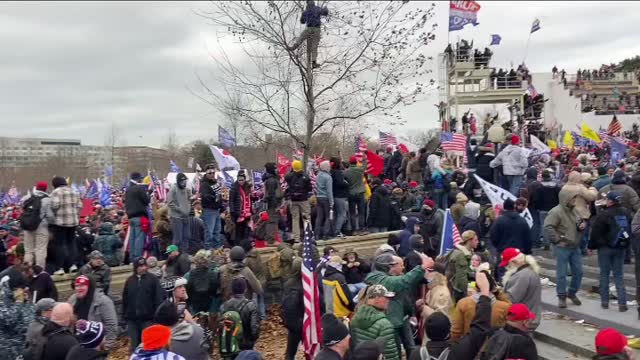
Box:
[344,157,368,196]
[351,304,399,360]
[246,249,267,289]
[364,266,425,328]
[543,195,584,248]
[448,245,472,294]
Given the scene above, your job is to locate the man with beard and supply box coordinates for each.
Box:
[67,275,117,350]
[500,248,542,330]
[168,173,192,250]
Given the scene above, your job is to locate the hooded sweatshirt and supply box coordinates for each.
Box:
[397,218,420,257]
[170,321,209,360]
[168,173,191,219]
[65,345,109,360]
[559,171,597,220]
[544,190,584,248]
[489,144,528,176]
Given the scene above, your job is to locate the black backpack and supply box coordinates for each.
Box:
[187,268,216,310]
[23,326,65,360]
[288,174,308,200]
[20,194,47,231]
[609,214,631,249]
[479,328,514,360]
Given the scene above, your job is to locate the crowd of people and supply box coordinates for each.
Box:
[0,120,640,359]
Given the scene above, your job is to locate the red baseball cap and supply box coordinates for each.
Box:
[74,275,90,287]
[595,328,628,355]
[408,181,418,189]
[423,199,435,208]
[499,248,522,267]
[507,303,535,321]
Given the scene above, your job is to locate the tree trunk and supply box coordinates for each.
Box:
[303,37,315,174]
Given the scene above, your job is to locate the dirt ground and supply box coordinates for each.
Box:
[109,304,298,360]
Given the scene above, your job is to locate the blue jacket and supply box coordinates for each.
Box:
[593,175,611,190]
[301,4,328,28]
[490,210,532,254]
[397,217,420,257]
[316,170,334,204]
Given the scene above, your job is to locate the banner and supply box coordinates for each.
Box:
[209,145,241,170]
[277,152,292,177]
[218,125,237,148]
[530,134,550,154]
[473,174,533,228]
[449,1,481,31]
[562,131,574,148]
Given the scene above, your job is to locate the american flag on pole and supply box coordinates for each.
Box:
[302,222,322,359]
[527,84,539,98]
[608,115,622,136]
[439,209,462,256]
[440,132,467,152]
[353,134,368,162]
[151,174,167,203]
[379,131,398,147]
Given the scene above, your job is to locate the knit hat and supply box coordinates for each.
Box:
[612,170,626,184]
[142,325,172,350]
[425,312,451,341]
[51,176,67,188]
[35,298,57,314]
[130,172,143,182]
[35,181,48,192]
[423,199,435,208]
[511,134,520,145]
[75,320,105,349]
[89,250,104,260]
[503,198,515,211]
[499,248,522,267]
[352,338,385,360]
[321,313,350,346]
[154,301,180,327]
[461,230,477,243]
[292,160,303,172]
[133,256,147,270]
[231,277,247,295]
[349,156,358,164]
[374,244,396,257]
[408,181,418,189]
[230,246,246,262]
[595,328,628,355]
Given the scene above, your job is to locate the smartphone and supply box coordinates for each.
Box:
[177,302,187,320]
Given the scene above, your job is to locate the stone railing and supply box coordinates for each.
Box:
[54,232,394,301]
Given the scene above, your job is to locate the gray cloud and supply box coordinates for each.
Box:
[0,1,639,145]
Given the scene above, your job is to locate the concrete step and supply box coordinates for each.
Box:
[534,339,590,360]
[538,268,637,302]
[537,256,637,286]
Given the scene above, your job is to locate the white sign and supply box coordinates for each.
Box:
[473,174,534,228]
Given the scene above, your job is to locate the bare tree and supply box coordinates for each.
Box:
[195,1,437,167]
[162,129,181,157]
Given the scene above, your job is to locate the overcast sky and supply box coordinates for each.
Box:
[1,1,639,147]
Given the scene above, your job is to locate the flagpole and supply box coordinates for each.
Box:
[523,31,532,64]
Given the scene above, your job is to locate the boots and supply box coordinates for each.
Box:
[558,296,567,308]
[619,304,628,312]
[568,294,582,306]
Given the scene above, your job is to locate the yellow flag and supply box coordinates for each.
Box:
[581,123,601,143]
[547,140,557,150]
[364,177,372,201]
[66,177,71,186]
[143,175,152,185]
[563,131,574,148]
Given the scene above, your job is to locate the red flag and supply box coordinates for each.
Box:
[276,153,292,177]
[398,143,410,154]
[365,151,384,176]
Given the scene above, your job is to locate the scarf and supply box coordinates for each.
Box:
[239,186,251,220]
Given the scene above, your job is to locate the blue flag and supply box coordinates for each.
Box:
[531,18,541,33]
[86,180,99,200]
[100,183,112,207]
[610,138,627,166]
[439,209,461,256]
[169,160,181,173]
[222,171,235,187]
[105,166,113,178]
[218,125,237,148]
[490,34,501,45]
[253,171,264,189]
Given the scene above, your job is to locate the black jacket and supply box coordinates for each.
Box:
[122,272,164,321]
[459,216,481,237]
[331,169,350,199]
[367,186,391,228]
[30,270,58,301]
[534,181,560,212]
[409,295,492,360]
[165,253,191,278]
[490,211,532,254]
[589,205,632,250]
[199,177,222,210]
[284,171,312,202]
[42,322,78,360]
[263,172,281,210]
[64,345,109,360]
[281,277,304,333]
[124,184,150,219]
[229,181,250,220]
[220,297,261,350]
[315,348,344,360]
[487,325,538,360]
[475,152,495,182]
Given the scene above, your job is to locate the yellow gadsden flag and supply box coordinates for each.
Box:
[563,131,574,148]
[547,140,558,150]
[581,123,601,143]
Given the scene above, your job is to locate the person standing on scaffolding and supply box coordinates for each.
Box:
[289,1,329,69]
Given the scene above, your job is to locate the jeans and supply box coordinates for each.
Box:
[554,246,583,297]
[127,320,152,352]
[598,247,627,305]
[201,208,222,249]
[315,197,332,239]
[433,189,448,210]
[128,217,146,259]
[529,209,541,247]
[290,200,311,242]
[49,225,77,272]
[253,293,267,320]
[334,198,348,235]
[539,211,550,246]
[348,193,366,231]
[348,282,367,302]
[369,227,388,233]
[506,175,523,196]
[395,322,415,358]
[580,221,591,252]
[171,217,189,251]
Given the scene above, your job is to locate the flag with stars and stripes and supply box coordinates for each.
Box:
[151,174,167,203]
[354,134,368,162]
[302,222,322,359]
[439,209,461,256]
[379,131,397,147]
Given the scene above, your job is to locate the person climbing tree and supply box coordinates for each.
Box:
[288,0,329,69]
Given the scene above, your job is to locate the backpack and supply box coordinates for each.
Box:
[220,268,245,301]
[218,300,250,357]
[420,347,450,360]
[266,252,282,280]
[479,328,514,360]
[288,174,308,200]
[23,326,65,360]
[609,214,631,248]
[20,194,46,231]
[187,268,214,310]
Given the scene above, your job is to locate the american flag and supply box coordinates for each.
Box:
[608,116,622,136]
[353,134,368,162]
[302,222,322,359]
[379,131,397,147]
[151,174,167,203]
[440,132,467,152]
[527,84,539,98]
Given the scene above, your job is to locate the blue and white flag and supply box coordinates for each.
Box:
[531,18,541,33]
[610,137,628,166]
[86,180,99,200]
[449,0,481,31]
[253,171,264,189]
[169,160,181,173]
[490,34,501,45]
[440,209,461,256]
[100,183,111,207]
[105,166,113,179]
[218,125,236,148]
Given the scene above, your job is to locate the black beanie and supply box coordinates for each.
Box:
[130,172,143,182]
[321,313,349,346]
[154,301,179,327]
[425,312,451,341]
[230,246,246,262]
[503,198,515,211]
[51,176,67,189]
[231,277,247,295]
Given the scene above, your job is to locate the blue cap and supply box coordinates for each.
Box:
[607,191,622,203]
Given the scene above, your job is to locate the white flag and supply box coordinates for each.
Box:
[530,135,550,154]
[209,145,241,170]
[187,157,194,169]
[473,174,533,228]
[196,163,202,172]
